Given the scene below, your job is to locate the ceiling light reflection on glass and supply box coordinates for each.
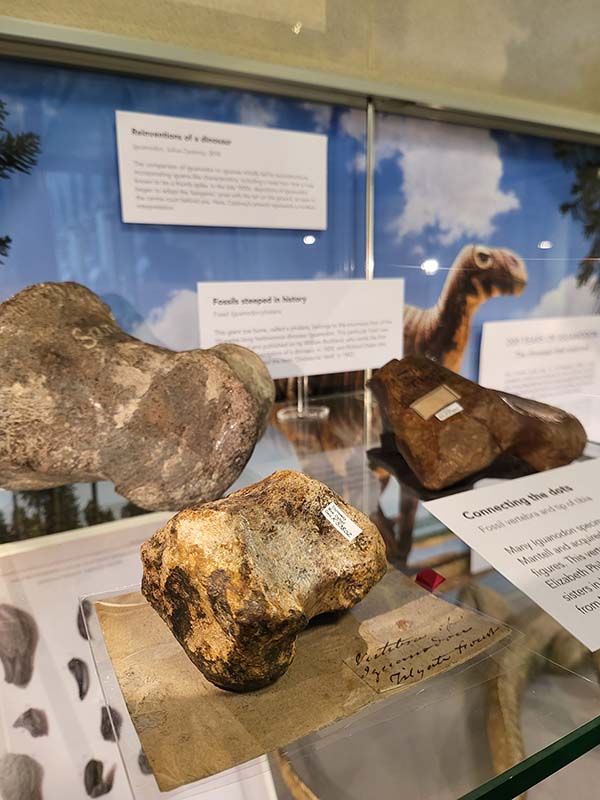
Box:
[537,240,553,250]
[303,235,316,245]
[420,258,439,276]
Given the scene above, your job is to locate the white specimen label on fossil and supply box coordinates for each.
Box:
[321,502,363,542]
[435,401,464,421]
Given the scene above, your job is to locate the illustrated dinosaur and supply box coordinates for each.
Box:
[404,243,528,371]
[373,244,529,564]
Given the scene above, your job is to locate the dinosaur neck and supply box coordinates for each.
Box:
[434,271,484,371]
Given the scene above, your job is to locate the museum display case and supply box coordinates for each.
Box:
[78,397,600,800]
[1,16,600,800]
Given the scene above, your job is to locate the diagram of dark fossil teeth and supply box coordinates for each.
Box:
[77,599,93,640]
[137,749,152,775]
[0,603,38,688]
[0,753,44,800]
[100,705,122,742]
[13,708,48,737]
[84,760,115,798]
[68,657,90,700]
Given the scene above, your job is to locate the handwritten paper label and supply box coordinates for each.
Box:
[345,595,510,693]
[436,401,464,421]
[321,502,362,542]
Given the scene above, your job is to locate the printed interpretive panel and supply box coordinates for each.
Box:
[197,279,404,379]
[116,110,327,229]
[425,459,600,650]
[479,316,600,443]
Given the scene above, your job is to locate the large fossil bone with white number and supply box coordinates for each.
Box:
[0,282,274,510]
[141,470,387,691]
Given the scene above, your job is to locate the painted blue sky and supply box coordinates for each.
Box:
[0,57,597,375]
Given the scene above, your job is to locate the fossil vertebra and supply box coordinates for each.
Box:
[100,705,122,742]
[0,604,38,688]
[0,282,274,510]
[13,708,48,737]
[68,658,89,700]
[84,760,115,798]
[0,753,43,800]
[369,357,586,490]
[141,470,387,691]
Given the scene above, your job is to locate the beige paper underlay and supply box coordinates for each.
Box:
[410,384,460,420]
[96,572,509,792]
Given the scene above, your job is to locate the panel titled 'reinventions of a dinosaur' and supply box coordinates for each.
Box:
[425,459,600,651]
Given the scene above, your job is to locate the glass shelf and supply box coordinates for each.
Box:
[84,572,600,800]
[79,389,600,799]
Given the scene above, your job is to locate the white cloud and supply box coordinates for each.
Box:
[531,274,599,318]
[382,117,519,245]
[301,102,333,132]
[340,108,367,141]
[340,112,519,246]
[134,289,200,351]
[238,94,277,127]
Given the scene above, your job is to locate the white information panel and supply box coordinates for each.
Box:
[197,279,404,379]
[424,459,600,650]
[479,315,600,443]
[115,110,327,230]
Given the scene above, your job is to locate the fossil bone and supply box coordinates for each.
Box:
[68,657,90,700]
[141,470,387,691]
[0,604,38,688]
[369,357,586,490]
[0,753,43,800]
[13,708,48,737]
[0,282,274,510]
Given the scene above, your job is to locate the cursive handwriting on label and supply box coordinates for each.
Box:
[346,609,509,693]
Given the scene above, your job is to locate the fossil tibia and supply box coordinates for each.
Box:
[141,470,387,691]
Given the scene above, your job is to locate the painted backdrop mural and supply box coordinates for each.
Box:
[364,113,600,379]
[1,57,599,540]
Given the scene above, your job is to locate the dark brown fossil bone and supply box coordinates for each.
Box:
[368,357,587,490]
[0,282,274,510]
[0,604,38,688]
[141,470,387,692]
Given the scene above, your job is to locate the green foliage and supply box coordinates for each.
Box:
[554,141,600,294]
[16,486,82,536]
[0,98,41,262]
[120,501,148,518]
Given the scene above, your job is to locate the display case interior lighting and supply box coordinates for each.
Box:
[303,234,316,245]
[420,258,439,276]
[537,240,553,249]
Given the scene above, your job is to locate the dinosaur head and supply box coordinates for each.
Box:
[459,244,528,301]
